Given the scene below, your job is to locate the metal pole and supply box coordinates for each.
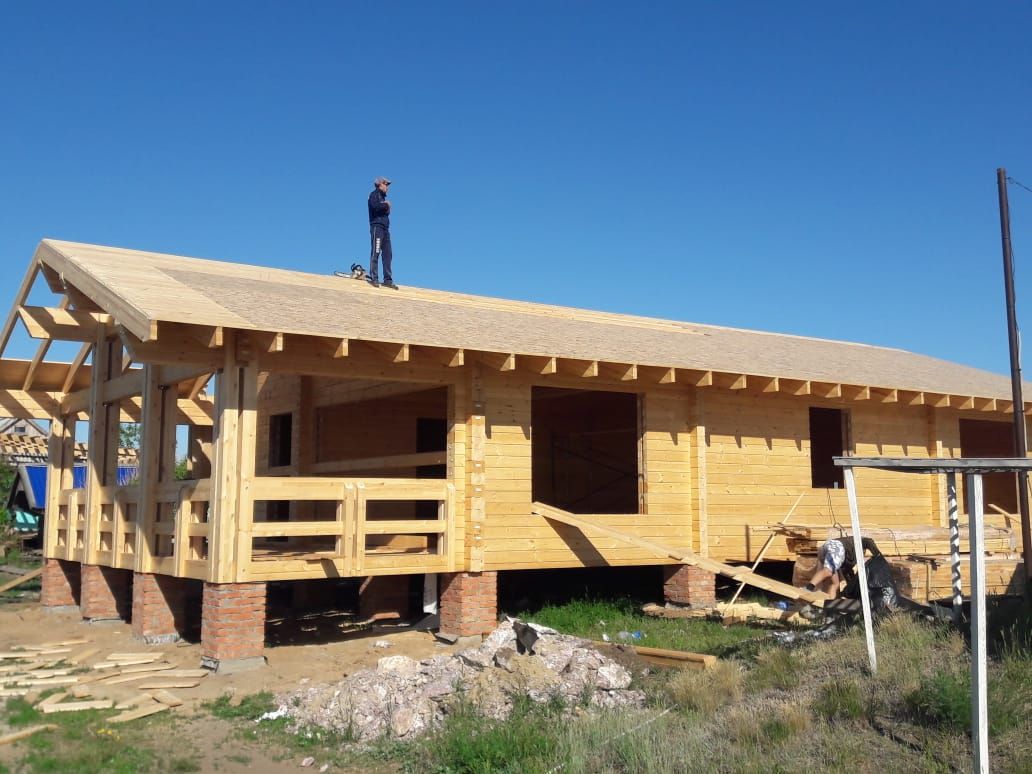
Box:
[843,467,877,673]
[947,472,963,624]
[997,167,1032,582]
[966,473,989,774]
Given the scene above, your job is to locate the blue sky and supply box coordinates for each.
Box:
[1,2,1031,376]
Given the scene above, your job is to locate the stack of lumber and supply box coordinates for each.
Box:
[642,601,811,626]
[887,554,1025,601]
[759,524,1015,557]
[0,638,208,730]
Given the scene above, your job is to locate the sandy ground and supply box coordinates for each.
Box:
[0,598,462,772]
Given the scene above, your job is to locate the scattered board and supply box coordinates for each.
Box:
[109,702,169,724]
[41,699,114,714]
[0,724,57,746]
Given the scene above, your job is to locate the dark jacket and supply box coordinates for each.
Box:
[368,188,390,229]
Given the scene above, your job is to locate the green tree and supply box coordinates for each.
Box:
[119,423,141,449]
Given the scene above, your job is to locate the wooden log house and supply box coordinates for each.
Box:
[0,240,1026,668]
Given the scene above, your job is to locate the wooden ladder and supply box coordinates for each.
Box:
[532,502,828,606]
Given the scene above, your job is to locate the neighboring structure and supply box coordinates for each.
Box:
[0,240,1025,668]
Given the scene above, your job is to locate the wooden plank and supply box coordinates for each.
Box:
[309,450,446,475]
[0,261,40,357]
[151,689,183,707]
[532,502,828,605]
[61,343,93,393]
[108,702,169,723]
[135,679,201,690]
[18,306,111,342]
[0,566,43,594]
[41,699,113,714]
[0,724,57,745]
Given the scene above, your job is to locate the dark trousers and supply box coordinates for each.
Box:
[369,225,392,283]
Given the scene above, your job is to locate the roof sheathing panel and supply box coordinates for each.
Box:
[34,239,1019,401]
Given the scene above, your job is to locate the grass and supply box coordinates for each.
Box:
[526,597,767,656]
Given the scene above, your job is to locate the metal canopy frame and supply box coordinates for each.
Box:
[834,456,1032,774]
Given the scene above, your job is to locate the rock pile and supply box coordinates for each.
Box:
[278,619,646,742]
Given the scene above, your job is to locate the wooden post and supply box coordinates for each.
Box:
[44,415,71,558]
[843,466,877,673]
[234,364,258,581]
[728,493,804,607]
[133,366,164,573]
[966,472,989,774]
[83,332,114,564]
[946,472,962,624]
[209,335,242,583]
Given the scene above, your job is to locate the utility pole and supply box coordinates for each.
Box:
[996,167,1032,582]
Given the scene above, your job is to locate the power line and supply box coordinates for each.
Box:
[1008,176,1032,195]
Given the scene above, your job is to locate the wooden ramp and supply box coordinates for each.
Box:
[532,502,829,606]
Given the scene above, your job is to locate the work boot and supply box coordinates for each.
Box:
[382,280,398,289]
[366,277,380,288]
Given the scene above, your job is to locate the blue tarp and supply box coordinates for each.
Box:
[22,464,139,509]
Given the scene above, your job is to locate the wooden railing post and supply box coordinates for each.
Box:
[83,331,116,564]
[133,365,164,573]
[44,414,72,558]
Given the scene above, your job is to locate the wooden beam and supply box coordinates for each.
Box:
[679,369,713,387]
[599,362,638,381]
[843,385,870,401]
[557,358,599,378]
[638,366,676,384]
[974,397,997,412]
[899,390,925,406]
[204,326,223,348]
[415,346,464,368]
[118,327,224,368]
[22,299,70,390]
[759,376,779,393]
[252,331,284,353]
[0,389,61,419]
[18,306,111,342]
[61,343,93,393]
[365,341,410,363]
[480,352,516,371]
[812,382,842,399]
[310,451,446,474]
[0,261,39,357]
[926,392,951,408]
[519,355,558,375]
[872,388,898,403]
[951,395,976,411]
[780,379,811,396]
[187,374,210,400]
[713,372,747,390]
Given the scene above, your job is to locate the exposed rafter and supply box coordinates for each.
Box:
[18,306,111,342]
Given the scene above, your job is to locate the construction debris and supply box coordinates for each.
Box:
[278,619,645,743]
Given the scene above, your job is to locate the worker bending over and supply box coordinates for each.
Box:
[806,536,881,599]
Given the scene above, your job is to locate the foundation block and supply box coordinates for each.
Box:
[80,564,132,622]
[201,581,267,671]
[439,571,498,637]
[663,565,716,608]
[132,572,188,643]
[41,558,81,610]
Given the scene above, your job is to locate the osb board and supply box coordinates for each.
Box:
[33,239,1021,400]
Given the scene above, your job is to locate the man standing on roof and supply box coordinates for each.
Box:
[367,176,396,289]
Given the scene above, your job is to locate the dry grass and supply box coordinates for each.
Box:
[665,660,744,715]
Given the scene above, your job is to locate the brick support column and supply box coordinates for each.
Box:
[663,565,716,608]
[80,564,132,622]
[359,575,412,621]
[41,558,80,609]
[439,571,497,637]
[132,573,187,643]
[200,581,267,672]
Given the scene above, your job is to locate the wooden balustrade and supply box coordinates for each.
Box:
[242,476,456,581]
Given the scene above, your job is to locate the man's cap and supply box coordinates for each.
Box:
[374,176,392,185]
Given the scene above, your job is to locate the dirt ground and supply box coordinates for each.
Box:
[0,598,463,772]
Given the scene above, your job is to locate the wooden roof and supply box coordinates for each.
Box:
[9,239,1025,405]
[0,431,139,465]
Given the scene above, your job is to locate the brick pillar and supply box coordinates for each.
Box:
[80,564,132,622]
[132,573,187,643]
[200,582,267,672]
[439,571,497,637]
[359,575,412,621]
[663,565,716,608]
[41,558,81,609]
